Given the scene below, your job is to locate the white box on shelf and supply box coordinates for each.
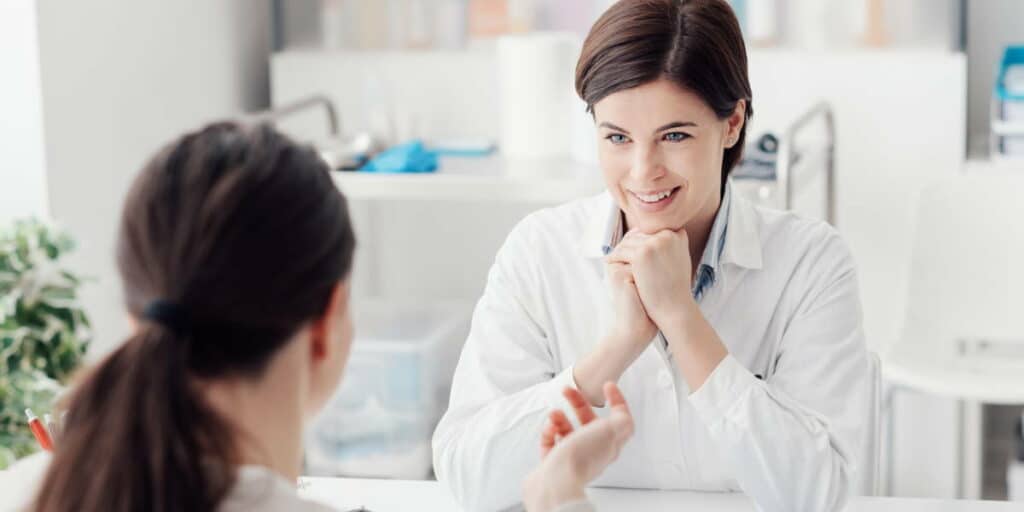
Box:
[1001,135,1024,157]
[304,299,471,479]
[1001,101,1024,122]
[989,118,1024,160]
[993,51,1024,157]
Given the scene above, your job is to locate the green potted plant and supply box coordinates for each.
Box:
[0,219,90,469]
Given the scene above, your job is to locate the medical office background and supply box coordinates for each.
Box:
[2,0,1024,503]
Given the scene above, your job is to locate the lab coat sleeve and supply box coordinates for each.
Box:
[687,230,869,512]
[432,215,575,512]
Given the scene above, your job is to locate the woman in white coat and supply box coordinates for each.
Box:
[433,1,871,510]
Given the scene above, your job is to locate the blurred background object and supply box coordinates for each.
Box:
[1010,414,1024,501]
[990,46,1024,160]
[305,300,469,479]
[279,0,963,52]
[496,32,577,162]
[0,219,90,469]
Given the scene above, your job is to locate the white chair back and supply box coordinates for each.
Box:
[898,173,1024,368]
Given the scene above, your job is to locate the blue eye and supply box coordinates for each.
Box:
[605,133,630,145]
[663,132,691,142]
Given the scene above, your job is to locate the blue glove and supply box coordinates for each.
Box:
[360,140,438,173]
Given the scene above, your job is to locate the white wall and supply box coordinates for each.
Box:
[0,0,50,223]
[34,0,273,356]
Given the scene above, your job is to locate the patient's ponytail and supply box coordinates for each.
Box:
[34,326,234,512]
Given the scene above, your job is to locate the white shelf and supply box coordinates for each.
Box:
[331,156,605,202]
[964,157,1024,173]
[991,120,1024,135]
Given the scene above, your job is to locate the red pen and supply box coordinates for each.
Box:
[26,409,54,451]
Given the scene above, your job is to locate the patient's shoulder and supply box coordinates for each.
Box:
[220,466,337,512]
[0,451,51,511]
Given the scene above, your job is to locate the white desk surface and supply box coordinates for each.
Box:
[297,477,1022,511]
[883,351,1024,405]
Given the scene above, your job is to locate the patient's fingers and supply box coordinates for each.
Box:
[540,420,557,456]
[541,409,575,457]
[603,382,630,413]
[550,409,574,437]
[563,387,598,425]
[603,382,634,440]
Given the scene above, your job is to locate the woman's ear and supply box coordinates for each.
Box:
[310,281,350,361]
[306,280,353,416]
[724,99,747,148]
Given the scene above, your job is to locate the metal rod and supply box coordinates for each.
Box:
[777,101,837,225]
[246,94,340,137]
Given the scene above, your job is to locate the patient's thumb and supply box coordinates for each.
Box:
[608,411,634,442]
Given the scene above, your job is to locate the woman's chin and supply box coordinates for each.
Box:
[620,188,691,234]
[626,214,688,235]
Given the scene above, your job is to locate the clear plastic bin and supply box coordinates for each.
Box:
[304,299,470,479]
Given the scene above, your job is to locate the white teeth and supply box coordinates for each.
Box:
[633,189,673,203]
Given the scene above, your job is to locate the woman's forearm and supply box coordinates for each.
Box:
[572,334,647,406]
[659,299,728,391]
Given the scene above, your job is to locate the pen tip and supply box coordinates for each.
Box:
[25,408,35,418]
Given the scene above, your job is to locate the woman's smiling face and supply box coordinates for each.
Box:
[593,78,745,234]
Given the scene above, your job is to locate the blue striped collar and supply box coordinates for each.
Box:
[692,184,731,300]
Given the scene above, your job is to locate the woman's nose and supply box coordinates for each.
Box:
[630,144,667,182]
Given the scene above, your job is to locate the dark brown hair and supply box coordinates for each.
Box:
[576,0,753,193]
[32,122,356,512]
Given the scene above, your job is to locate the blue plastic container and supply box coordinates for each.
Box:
[991,46,1024,157]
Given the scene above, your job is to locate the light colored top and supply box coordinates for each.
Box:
[432,181,871,511]
[0,452,335,512]
[295,477,1022,512]
[221,466,335,512]
[552,500,597,512]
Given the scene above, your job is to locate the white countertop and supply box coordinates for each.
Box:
[297,477,1022,511]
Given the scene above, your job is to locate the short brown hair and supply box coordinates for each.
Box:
[576,0,753,192]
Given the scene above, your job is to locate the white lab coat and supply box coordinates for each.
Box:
[432,182,870,512]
